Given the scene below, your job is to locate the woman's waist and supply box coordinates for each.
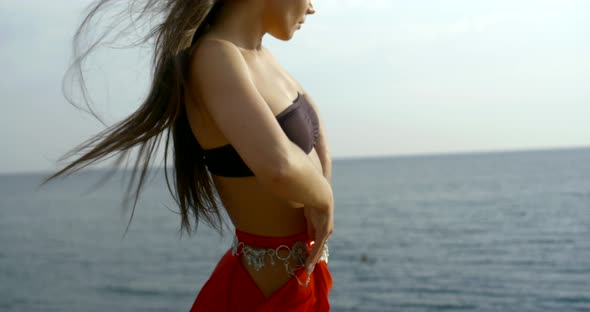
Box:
[234,228,311,248]
[231,228,329,280]
[226,204,308,236]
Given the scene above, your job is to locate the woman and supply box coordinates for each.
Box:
[42,0,333,310]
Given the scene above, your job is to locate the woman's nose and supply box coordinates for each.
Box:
[307,0,316,14]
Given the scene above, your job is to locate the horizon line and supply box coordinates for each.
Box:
[2,144,588,176]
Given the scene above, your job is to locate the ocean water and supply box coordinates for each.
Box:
[1,147,589,311]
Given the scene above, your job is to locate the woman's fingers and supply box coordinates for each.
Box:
[302,202,333,284]
[305,230,329,273]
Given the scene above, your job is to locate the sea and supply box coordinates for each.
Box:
[1,147,589,312]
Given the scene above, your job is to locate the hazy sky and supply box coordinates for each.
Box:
[1,0,589,174]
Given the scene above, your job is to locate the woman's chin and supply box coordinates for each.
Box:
[270,30,296,41]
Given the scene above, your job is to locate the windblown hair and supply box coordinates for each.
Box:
[40,0,226,237]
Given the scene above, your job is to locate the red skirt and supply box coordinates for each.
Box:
[190,229,332,311]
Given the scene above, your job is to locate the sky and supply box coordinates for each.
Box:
[1,0,589,174]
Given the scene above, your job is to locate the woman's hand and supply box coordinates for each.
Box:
[303,197,334,280]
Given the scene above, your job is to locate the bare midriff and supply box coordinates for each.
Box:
[211,145,321,237]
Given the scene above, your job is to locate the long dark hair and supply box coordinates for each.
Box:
[40,0,226,237]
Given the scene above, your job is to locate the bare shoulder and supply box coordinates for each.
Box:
[191,37,246,74]
[196,37,239,51]
[189,37,256,103]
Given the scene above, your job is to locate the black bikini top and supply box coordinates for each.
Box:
[198,92,319,177]
[190,22,320,177]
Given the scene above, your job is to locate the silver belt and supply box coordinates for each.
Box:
[231,236,329,287]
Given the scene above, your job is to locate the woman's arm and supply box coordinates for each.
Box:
[189,39,333,210]
[300,92,333,275]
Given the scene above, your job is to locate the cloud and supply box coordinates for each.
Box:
[393,14,508,42]
[396,8,569,42]
[447,14,508,34]
[321,0,394,10]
